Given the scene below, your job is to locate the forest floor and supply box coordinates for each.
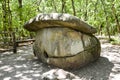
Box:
[0,41,120,80]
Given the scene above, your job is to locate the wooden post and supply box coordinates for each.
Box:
[12,32,17,53]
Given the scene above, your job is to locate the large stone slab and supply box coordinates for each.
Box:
[24,13,97,34]
[33,28,100,69]
[24,13,101,69]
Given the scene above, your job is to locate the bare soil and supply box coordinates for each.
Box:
[0,42,120,80]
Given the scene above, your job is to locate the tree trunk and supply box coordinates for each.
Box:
[52,0,57,12]
[2,0,12,44]
[93,0,98,21]
[84,0,88,21]
[101,0,111,41]
[35,0,42,12]
[111,3,120,33]
[61,0,66,13]
[106,16,111,41]
[18,0,22,23]
[71,0,76,16]
[18,0,23,38]
[18,0,22,8]
[2,0,12,31]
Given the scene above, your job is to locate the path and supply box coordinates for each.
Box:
[0,43,120,80]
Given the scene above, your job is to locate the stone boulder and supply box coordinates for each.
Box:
[42,69,80,80]
[23,13,101,69]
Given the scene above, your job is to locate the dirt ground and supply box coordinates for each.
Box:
[0,42,120,80]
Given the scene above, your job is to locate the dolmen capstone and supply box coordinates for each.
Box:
[23,13,101,69]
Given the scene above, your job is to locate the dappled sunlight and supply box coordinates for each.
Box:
[0,60,3,64]
[109,63,120,80]
[0,0,120,79]
[0,45,51,80]
[15,56,26,61]
[0,52,13,58]
[101,43,120,80]
[0,59,45,80]
[14,64,27,68]
[101,43,113,48]
[0,44,120,80]
[3,77,12,80]
[32,74,41,77]
[17,50,24,53]
[0,65,14,72]
[69,56,114,80]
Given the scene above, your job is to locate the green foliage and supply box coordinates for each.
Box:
[110,37,120,45]
[0,0,120,41]
[0,0,3,2]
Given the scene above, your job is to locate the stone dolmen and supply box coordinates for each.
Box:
[23,13,101,69]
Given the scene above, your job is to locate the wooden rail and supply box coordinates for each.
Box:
[14,39,35,53]
[0,31,35,53]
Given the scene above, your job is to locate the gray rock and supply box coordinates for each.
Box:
[24,13,96,34]
[42,69,80,80]
[24,13,101,69]
[33,28,100,69]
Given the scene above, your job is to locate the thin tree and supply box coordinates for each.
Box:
[71,0,76,16]
[33,0,42,12]
[1,0,12,45]
[111,3,120,35]
[52,0,57,12]
[84,0,88,21]
[101,0,111,41]
[18,0,23,40]
[2,0,12,31]
[18,0,22,23]
[18,0,22,8]
[61,0,66,13]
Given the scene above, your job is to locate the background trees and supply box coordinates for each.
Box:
[0,0,120,41]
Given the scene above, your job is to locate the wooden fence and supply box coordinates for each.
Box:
[0,31,35,53]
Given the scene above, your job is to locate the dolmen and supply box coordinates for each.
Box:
[23,13,101,69]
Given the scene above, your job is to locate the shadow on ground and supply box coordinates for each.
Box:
[0,45,116,80]
[70,57,114,80]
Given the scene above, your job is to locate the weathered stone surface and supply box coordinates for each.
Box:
[24,13,101,69]
[33,28,101,69]
[24,13,97,34]
[42,69,80,80]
